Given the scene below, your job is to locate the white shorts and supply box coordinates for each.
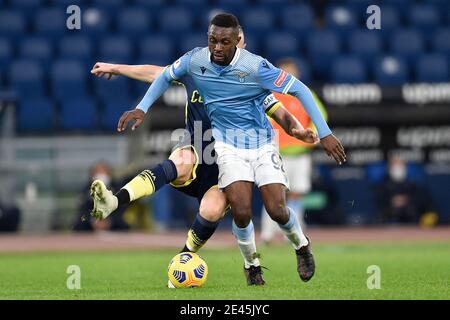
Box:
[215,141,289,190]
[282,154,312,194]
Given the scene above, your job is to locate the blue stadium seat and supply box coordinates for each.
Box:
[92,0,125,13]
[390,29,424,65]
[348,30,383,64]
[377,6,400,36]
[332,56,368,84]
[17,99,54,132]
[0,11,26,42]
[175,0,208,7]
[10,60,46,99]
[426,169,450,223]
[241,33,260,55]
[408,5,441,35]
[81,7,111,38]
[307,29,341,80]
[117,8,151,40]
[325,6,358,35]
[159,8,194,36]
[264,32,300,63]
[0,38,12,72]
[365,162,388,185]
[51,60,88,100]
[213,0,251,18]
[415,54,449,83]
[100,100,132,131]
[9,0,43,19]
[19,38,53,65]
[331,167,377,225]
[344,0,381,15]
[280,4,314,37]
[382,0,411,15]
[134,0,164,11]
[374,56,409,85]
[179,33,207,56]
[94,76,132,103]
[60,98,98,131]
[59,36,93,65]
[139,35,175,64]
[432,28,450,60]
[34,8,67,40]
[241,8,275,35]
[98,36,133,63]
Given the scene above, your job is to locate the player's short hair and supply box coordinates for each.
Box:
[210,13,240,30]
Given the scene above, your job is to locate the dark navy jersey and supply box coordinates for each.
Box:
[176,74,212,137]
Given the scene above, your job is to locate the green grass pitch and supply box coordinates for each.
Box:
[0,242,449,300]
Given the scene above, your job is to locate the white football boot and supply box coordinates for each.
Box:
[90,179,118,220]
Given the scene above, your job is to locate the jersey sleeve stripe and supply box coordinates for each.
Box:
[169,66,177,80]
[282,76,296,94]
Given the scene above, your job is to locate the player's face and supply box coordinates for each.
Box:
[208,25,240,65]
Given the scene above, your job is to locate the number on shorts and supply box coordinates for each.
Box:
[271,153,286,173]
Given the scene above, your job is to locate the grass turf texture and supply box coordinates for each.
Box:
[0,242,449,300]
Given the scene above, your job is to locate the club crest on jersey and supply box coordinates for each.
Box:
[236,71,249,83]
[274,70,288,87]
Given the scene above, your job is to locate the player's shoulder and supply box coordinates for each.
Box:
[238,49,272,71]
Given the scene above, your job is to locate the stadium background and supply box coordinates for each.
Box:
[0,0,449,233]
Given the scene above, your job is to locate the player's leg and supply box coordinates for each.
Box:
[225,181,265,285]
[214,142,264,285]
[90,148,194,219]
[181,186,228,253]
[259,183,315,282]
[255,144,315,282]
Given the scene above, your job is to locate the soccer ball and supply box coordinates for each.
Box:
[167,252,208,288]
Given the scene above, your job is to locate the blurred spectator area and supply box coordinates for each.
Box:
[1,1,450,230]
[0,0,449,132]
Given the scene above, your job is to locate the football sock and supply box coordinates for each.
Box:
[278,207,308,250]
[287,198,305,227]
[119,160,177,204]
[232,220,261,268]
[181,213,220,253]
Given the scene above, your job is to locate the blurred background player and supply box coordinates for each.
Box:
[260,58,328,245]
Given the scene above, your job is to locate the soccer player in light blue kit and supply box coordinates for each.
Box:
[119,13,346,284]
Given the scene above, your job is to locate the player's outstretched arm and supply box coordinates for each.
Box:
[117,55,190,132]
[269,104,319,144]
[91,62,165,83]
[258,60,346,164]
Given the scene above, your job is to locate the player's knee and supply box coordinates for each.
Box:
[232,205,252,227]
[169,150,195,182]
[265,203,288,224]
[199,203,224,222]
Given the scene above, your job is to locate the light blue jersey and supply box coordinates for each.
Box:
[137,47,332,149]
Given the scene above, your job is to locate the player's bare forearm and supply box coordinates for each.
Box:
[91,62,164,83]
[271,106,319,144]
[270,106,303,137]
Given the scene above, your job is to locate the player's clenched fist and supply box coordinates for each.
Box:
[90,62,118,80]
[117,109,146,132]
[291,128,319,144]
[320,134,346,165]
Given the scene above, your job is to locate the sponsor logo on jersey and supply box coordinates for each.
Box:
[274,70,287,87]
